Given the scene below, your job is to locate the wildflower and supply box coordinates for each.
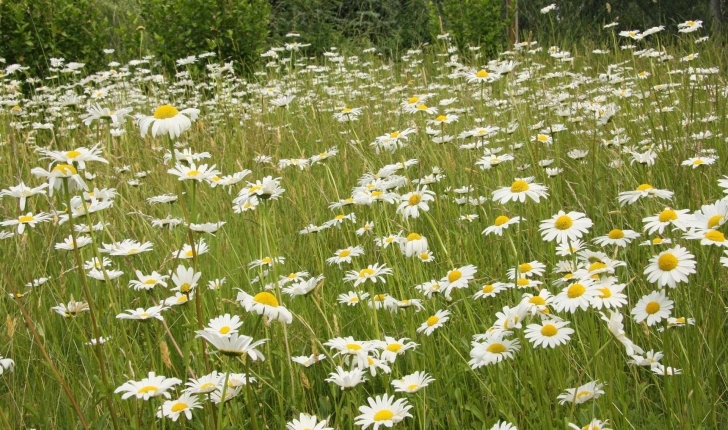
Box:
[286,414,333,430]
[0,212,53,234]
[196,331,267,359]
[236,290,293,324]
[643,245,696,288]
[524,320,574,348]
[171,265,202,294]
[391,371,435,393]
[99,239,153,256]
[482,215,522,236]
[157,392,202,422]
[325,366,367,390]
[492,177,549,204]
[291,354,327,368]
[417,310,451,335]
[344,263,393,287]
[204,314,243,337]
[114,372,182,400]
[397,186,435,219]
[539,210,593,244]
[557,381,605,405]
[469,333,520,368]
[399,232,428,257]
[138,104,200,139]
[593,229,641,247]
[116,305,168,321]
[632,290,673,326]
[642,208,692,234]
[354,393,412,429]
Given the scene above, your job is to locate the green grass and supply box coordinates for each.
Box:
[0,26,727,430]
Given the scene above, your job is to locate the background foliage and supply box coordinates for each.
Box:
[0,0,723,76]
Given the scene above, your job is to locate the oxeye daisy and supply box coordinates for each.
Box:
[524,320,574,348]
[171,265,202,295]
[99,239,154,256]
[291,354,327,368]
[399,232,428,257]
[492,177,549,204]
[286,413,333,430]
[327,245,365,265]
[473,282,508,300]
[204,314,243,337]
[520,289,554,315]
[552,279,599,313]
[391,371,435,394]
[683,228,727,247]
[568,419,611,430]
[690,200,727,230]
[236,290,293,324]
[514,277,542,289]
[682,156,715,168]
[590,280,628,309]
[116,305,168,321]
[354,393,412,430]
[184,371,223,394]
[195,331,267,359]
[138,104,200,139]
[639,237,672,246]
[156,392,202,422]
[507,260,546,279]
[338,291,369,306]
[556,239,586,256]
[557,381,605,405]
[482,215,522,236]
[417,310,451,335]
[592,228,641,247]
[469,333,521,368]
[325,366,367,390]
[617,183,674,206]
[600,310,644,356]
[344,263,393,287]
[0,212,53,234]
[441,264,477,297]
[114,372,182,400]
[643,245,696,288]
[631,290,673,326]
[372,337,418,363]
[397,186,435,219]
[539,210,593,244]
[642,207,692,234]
[490,421,518,430]
[652,365,682,375]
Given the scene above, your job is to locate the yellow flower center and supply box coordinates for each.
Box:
[707,215,724,229]
[408,97,420,104]
[416,104,429,110]
[652,238,663,244]
[261,257,272,263]
[390,131,400,138]
[608,229,625,239]
[645,301,660,314]
[576,391,592,399]
[529,296,546,305]
[541,324,558,337]
[426,316,439,326]
[219,326,231,334]
[374,294,387,301]
[435,115,448,122]
[176,296,187,303]
[374,410,394,421]
[138,386,158,394]
[18,215,34,223]
[658,209,678,223]
[371,191,383,197]
[408,194,422,206]
[66,150,81,159]
[342,107,352,113]
[249,185,262,193]
[153,104,179,119]
[517,278,530,287]
[253,292,279,307]
[334,215,345,220]
[386,344,402,352]
[407,384,419,391]
[338,250,351,257]
[407,233,422,241]
[199,382,216,390]
[589,262,607,272]
[510,180,529,193]
[180,283,191,293]
[476,70,489,78]
[482,285,495,293]
[554,215,573,230]
[144,279,157,285]
[171,402,188,412]
[186,170,200,177]
[419,253,430,260]
[537,134,549,142]
[359,268,375,277]
[346,343,362,351]
[598,288,612,298]
[494,215,510,226]
[487,343,507,353]
[693,159,704,165]
[657,253,678,271]
[349,297,359,303]
[567,283,586,298]
[185,250,195,257]
[519,263,533,273]
[448,270,462,283]
[52,164,78,175]
[140,313,149,318]
[705,230,725,242]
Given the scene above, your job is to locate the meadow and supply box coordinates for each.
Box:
[0,19,727,430]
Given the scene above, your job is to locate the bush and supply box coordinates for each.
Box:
[0,0,112,76]
[137,0,271,71]
[428,0,508,56]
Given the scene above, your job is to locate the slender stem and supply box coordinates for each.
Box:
[244,358,260,430]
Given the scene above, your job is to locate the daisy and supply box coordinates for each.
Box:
[0,182,48,210]
[590,280,628,309]
[195,331,267,359]
[682,156,715,168]
[557,381,605,405]
[99,239,153,256]
[356,221,375,236]
[539,210,593,244]
[325,367,367,390]
[282,275,325,298]
[291,354,327,367]
[286,413,333,430]
[156,392,202,422]
[639,237,673,246]
[355,393,412,429]
[568,419,610,430]
[492,177,549,204]
[185,371,223,394]
[343,263,393,287]
[39,143,109,170]
[507,260,546,279]
[631,290,673,326]
[397,186,435,219]
[114,372,182,400]
[469,334,521,368]
[51,300,89,318]
[592,229,641,247]
[168,162,221,182]
[643,245,696,288]
[642,207,692,234]
[372,337,418,363]
[441,265,478,297]
[524,320,574,348]
[600,310,644,356]
[399,233,428,257]
[338,291,370,306]
[204,314,243,337]
[482,215,522,236]
[30,164,87,197]
[690,200,727,230]
[116,305,168,321]
[416,310,451,335]
[652,365,682,376]
[490,421,518,430]
[628,350,664,368]
[236,290,293,324]
[0,212,53,234]
[172,239,210,259]
[171,265,202,294]
[248,255,285,270]
[207,278,226,290]
[552,279,599,313]
[138,104,200,139]
[374,232,402,248]
[473,283,508,300]
[520,289,554,315]
[55,235,93,250]
[683,229,727,247]
[326,245,364,266]
[391,371,435,393]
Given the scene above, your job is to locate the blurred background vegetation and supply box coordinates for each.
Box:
[0,0,721,76]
